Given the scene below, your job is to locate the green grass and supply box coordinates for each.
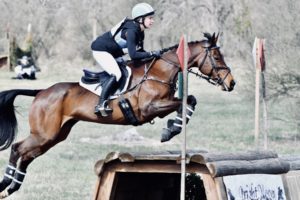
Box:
[0,67,299,200]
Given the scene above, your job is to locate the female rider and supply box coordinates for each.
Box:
[91,2,161,117]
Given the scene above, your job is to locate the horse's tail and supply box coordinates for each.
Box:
[0,89,42,151]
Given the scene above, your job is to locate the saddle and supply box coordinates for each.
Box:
[79,65,131,98]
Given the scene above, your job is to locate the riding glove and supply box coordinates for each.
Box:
[151,50,161,58]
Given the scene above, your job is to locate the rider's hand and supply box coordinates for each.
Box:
[150,50,161,58]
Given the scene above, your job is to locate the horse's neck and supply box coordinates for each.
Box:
[183,44,207,71]
[164,44,204,68]
[129,57,180,88]
[154,54,181,83]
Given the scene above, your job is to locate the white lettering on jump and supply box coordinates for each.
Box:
[223,174,286,200]
[238,183,280,199]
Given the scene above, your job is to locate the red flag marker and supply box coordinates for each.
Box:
[176,35,191,71]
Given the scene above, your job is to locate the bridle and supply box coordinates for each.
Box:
[188,46,231,87]
[125,44,232,95]
[159,46,231,87]
[121,45,232,95]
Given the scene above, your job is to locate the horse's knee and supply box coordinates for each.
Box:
[9,143,21,164]
[15,135,46,161]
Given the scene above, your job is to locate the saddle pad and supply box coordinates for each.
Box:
[79,66,132,99]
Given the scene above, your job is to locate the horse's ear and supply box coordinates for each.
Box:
[203,33,211,39]
[203,32,212,39]
[211,32,217,46]
[214,32,219,45]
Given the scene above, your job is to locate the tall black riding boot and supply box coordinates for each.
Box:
[94,75,117,117]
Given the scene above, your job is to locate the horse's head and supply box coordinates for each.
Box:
[188,33,235,91]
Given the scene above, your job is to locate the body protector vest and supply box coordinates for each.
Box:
[111,18,128,54]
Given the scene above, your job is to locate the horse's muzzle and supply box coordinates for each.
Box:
[222,79,235,92]
[228,80,235,91]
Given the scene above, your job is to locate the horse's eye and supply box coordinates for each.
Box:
[214,56,220,61]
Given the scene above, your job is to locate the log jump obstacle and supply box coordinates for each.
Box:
[93,150,300,200]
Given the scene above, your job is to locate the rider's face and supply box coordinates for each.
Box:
[144,15,154,29]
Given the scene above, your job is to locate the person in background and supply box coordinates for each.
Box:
[14,55,36,80]
[91,2,161,116]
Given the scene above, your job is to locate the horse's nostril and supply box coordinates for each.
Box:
[231,80,236,88]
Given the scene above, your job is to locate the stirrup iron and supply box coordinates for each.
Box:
[94,100,113,117]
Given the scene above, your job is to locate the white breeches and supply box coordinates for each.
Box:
[14,65,35,76]
[92,51,121,81]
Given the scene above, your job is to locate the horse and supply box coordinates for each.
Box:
[0,33,235,198]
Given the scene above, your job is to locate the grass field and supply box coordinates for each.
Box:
[0,65,299,200]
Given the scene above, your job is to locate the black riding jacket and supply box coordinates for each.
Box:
[91,19,152,60]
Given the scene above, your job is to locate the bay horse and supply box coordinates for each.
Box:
[0,33,235,198]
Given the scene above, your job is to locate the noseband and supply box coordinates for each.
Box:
[189,46,231,86]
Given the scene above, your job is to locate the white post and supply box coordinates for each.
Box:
[180,34,188,200]
[254,67,260,148]
[253,37,260,148]
[262,72,268,149]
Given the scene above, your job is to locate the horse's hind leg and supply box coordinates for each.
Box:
[0,142,21,193]
[0,134,42,198]
[0,118,77,198]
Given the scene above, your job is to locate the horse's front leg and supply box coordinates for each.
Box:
[161,95,197,142]
[145,98,182,119]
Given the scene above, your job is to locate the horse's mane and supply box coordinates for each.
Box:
[160,32,218,54]
[160,40,204,54]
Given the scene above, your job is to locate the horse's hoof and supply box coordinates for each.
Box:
[0,190,9,199]
[161,128,180,143]
[161,128,172,143]
[161,128,181,143]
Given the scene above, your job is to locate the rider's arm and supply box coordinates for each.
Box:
[126,29,151,60]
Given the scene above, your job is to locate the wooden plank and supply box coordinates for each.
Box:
[134,154,179,161]
[92,179,101,200]
[190,150,278,164]
[214,177,227,200]
[104,151,121,163]
[94,160,105,176]
[201,174,219,200]
[284,171,300,200]
[97,170,116,200]
[288,161,300,170]
[281,174,292,200]
[118,152,135,162]
[281,155,300,170]
[206,158,290,177]
[113,162,182,174]
[280,155,300,161]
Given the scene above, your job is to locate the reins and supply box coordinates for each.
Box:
[119,58,169,95]
[120,42,232,95]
